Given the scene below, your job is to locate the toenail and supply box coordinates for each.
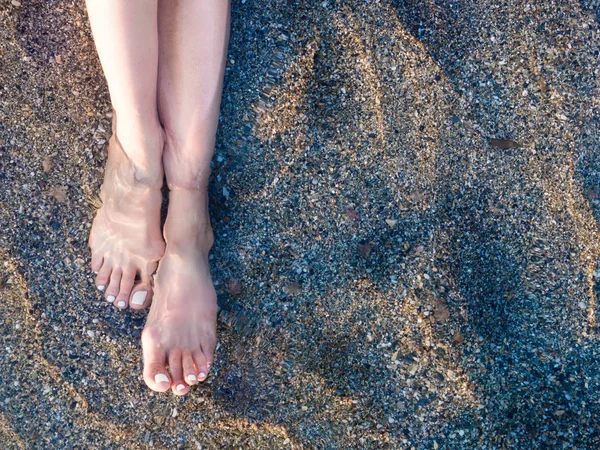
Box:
[117,301,126,308]
[187,374,197,382]
[199,372,206,379]
[154,373,169,384]
[106,295,115,303]
[131,290,147,305]
[177,384,186,391]
[98,285,105,291]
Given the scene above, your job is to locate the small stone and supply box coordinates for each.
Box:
[86,330,95,338]
[225,278,242,295]
[42,156,53,173]
[48,186,68,203]
[408,363,418,375]
[359,243,372,258]
[434,304,450,322]
[385,219,397,227]
[283,281,302,295]
[11,0,21,6]
[452,330,464,345]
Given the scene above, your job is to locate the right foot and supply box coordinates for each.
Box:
[89,119,166,310]
[141,188,218,395]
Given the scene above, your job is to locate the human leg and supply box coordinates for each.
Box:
[86,0,165,310]
[140,0,230,394]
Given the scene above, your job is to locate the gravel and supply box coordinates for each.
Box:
[2,0,600,448]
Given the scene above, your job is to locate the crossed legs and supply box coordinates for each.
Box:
[86,0,230,395]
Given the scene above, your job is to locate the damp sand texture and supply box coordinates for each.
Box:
[2,0,600,449]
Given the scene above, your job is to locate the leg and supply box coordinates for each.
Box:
[141,0,230,395]
[86,0,165,311]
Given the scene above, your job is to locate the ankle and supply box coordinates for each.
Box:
[164,187,214,252]
[112,124,165,187]
[165,223,214,256]
[162,132,213,190]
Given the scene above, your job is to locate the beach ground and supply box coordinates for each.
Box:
[1,0,600,448]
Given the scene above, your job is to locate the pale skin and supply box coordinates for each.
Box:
[86,0,230,395]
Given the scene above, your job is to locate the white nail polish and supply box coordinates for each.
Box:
[154,373,169,384]
[199,372,206,379]
[117,301,126,308]
[177,384,186,391]
[106,296,115,303]
[131,290,147,305]
[187,374,197,382]
[97,285,105,291]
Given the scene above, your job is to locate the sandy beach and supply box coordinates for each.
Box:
[2,0,600,448]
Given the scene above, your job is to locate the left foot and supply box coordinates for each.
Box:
[140,188,218,395]
[89,118,165,310]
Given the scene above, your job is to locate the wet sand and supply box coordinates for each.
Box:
[1,0,600,448]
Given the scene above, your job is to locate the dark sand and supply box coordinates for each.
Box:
[2,0,600,448]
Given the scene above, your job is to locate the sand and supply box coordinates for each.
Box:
[1,0,600,448]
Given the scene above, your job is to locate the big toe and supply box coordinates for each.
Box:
[143,359,171,393]
[129,276,153,310]
[142,334,171,392]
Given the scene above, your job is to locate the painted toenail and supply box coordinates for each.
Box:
[154,373,169,384]
[187,374,197,382]
[199,372,206,379]
[131,290,147,305]
[117,301,126,308]
[98,285,105,291]
[106,295,115,303]
[177,384,186,391]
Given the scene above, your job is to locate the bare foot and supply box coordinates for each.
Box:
[89,120,165,310]
[141,188,217,395]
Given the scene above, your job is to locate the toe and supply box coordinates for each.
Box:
[105,268,122,304]
[104,268,121,303]
[201,336,216,374]
[193,350,209,382]
[129,274,153,310]
[142,341,171,392]
[168,350,188,396]
[91,253,103,272]
[182,350,198,385]
[95,263,112,292]
[115,270,135,309]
